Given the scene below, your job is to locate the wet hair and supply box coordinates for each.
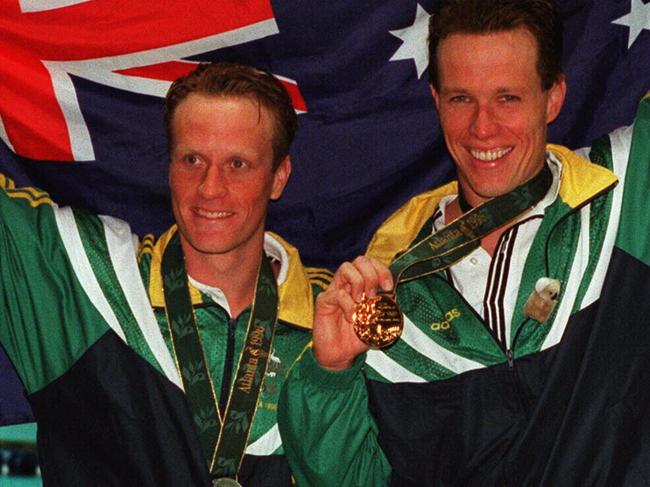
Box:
[163,62,297,170]
[428,0,563,90]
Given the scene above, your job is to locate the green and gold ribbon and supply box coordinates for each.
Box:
[390,163,553,283]
[162,232,278,481]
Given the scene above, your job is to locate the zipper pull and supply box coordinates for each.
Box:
[506,348,515,368]
[228,317,237,337]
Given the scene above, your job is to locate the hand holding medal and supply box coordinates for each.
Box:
[311,256,395,369]
[316,164,554,363]
[350,163,554,349]
[352,292,403,348]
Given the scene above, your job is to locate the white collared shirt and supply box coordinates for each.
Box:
[188,234,288,318]
[432,154,562,348]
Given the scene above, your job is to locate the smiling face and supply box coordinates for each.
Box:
[169,93,290,267]
[431,27,566,207]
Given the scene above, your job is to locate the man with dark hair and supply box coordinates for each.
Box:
[427,0,563,91]
[0,62,331,486]
[279,0,650,485]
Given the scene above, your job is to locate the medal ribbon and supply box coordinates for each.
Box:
[389,163,553,283]
[162,232,278,480]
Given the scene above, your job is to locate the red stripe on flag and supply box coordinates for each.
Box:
[117,62,308,112]
[280,79,307,112]
[115,61,199,82]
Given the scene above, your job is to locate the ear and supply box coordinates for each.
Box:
[430,84,441,111]
[270,156,292,200]
[167,141,177,187]
[545,75,566,124]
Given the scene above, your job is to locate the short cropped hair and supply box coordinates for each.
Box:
[164,62,297,170]
[428,0,563,91]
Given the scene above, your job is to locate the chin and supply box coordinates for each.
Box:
[485,181,514,195]
[190,240,237,256]
[179,228,230,254]
[465,179,511,201]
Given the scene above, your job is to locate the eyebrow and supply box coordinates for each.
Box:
[440,85,525,96]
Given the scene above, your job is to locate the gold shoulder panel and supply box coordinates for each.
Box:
[547,144,618,209]
[366,182,458,265]
[267,231,319,331]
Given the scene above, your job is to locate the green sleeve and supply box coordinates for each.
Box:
[278,348,391,487]
[615,94,650,265]
[0,179,127,393]
[586,94,650,267]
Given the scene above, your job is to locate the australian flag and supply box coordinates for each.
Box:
[1,0,649,424]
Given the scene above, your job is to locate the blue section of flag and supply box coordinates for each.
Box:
[1,0,649,424]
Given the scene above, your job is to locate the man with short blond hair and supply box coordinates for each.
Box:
[0,62,330,486]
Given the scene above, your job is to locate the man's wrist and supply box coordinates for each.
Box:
[302,348,365,389]
[313,350,356,372]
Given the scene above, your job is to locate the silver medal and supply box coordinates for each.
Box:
[212,478,242,487]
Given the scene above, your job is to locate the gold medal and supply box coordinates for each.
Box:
[352,293,403,348]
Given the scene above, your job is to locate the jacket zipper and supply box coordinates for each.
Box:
[484,188,611,417]
[427,182,617,418]
[506,321,533,417]
[444,267,532,415]
[443,222,537,416]
[509,181,619,412]
[505,184,616,417]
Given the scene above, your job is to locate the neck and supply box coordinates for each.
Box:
[448,162,552,257]
[181,237,265,318]
[457,186,474,214]
[445,197,509,257]
[445,195,510,258]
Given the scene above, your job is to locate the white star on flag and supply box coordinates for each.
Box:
[389,4,432,78]
[612,0,650,48]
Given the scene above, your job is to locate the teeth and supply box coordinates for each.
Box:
[196,209,233,219]
[470,147,512,161]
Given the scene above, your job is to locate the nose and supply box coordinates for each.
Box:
[469,103,499,139]
[198,163,227,199]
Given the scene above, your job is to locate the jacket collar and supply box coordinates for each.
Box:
[145,226,315,330]
[547,144,618,208]
[367,144,618,266]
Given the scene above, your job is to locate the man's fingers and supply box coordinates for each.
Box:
[332,261,365,301]
[349,256,391,298]
[338,288,358,322]
[366,257,394,293]
[316,286,356,322]
[329,256,394,306]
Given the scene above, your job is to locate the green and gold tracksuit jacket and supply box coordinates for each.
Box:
[0,179,331,487]
[279,95,650,486]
